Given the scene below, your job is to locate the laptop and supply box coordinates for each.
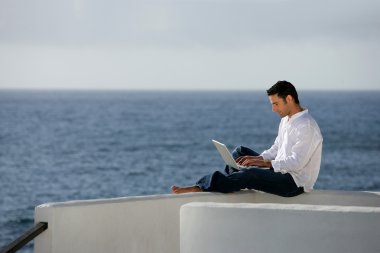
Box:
[212,140,248,170]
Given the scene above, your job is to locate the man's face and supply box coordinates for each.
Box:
[268,94,290,118]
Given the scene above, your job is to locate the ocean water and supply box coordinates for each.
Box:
[1,90,380,252]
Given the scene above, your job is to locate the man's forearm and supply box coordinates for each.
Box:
[257,159,272,168]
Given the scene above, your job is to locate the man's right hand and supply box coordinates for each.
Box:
[236,156,264,167]
[236,156,272,168]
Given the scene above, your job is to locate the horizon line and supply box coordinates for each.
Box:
[1,88,380,92]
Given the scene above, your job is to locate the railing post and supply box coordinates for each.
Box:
[0,222,48,253]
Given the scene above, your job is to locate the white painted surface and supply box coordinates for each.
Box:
[34,190,380,253]
[181,202,380,253]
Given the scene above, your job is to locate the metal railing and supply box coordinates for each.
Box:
[0,222,48,253]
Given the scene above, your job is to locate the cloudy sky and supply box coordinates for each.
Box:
[0,0,379,90]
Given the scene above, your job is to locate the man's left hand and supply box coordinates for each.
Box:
[236,156,272,168]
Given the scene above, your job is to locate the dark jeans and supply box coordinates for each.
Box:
[196,146,304,197]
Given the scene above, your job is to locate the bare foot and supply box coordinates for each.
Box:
[171,185,203,194]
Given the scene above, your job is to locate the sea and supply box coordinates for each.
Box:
[1,90,380,252]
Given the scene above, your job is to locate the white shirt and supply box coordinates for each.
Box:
[260,109,323,192]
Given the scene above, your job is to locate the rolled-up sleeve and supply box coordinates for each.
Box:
[261,136,280,160]
[260,120,283,160]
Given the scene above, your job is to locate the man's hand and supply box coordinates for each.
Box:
[236,156,272,168]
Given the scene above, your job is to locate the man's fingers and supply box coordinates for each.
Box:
[241,160,249,166]
[235,157,243,163]
[236,156,250,164]
[237,156,252,166]
[236,156,258,163]
[236,156,263,166]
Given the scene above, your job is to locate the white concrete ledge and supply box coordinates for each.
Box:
[34,190,380,253]
[181,202,380,253]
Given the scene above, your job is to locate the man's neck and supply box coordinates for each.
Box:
[288,104,304,118]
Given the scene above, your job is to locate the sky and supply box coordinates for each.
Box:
[0,0,379,90]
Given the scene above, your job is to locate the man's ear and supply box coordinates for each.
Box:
[286,95,293,103]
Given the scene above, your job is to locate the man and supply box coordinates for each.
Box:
[171,81,323,197]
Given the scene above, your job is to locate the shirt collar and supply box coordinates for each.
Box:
[287,109,308,123]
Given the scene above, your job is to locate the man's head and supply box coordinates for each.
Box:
[266,81,301,118]
[266,80,299,104]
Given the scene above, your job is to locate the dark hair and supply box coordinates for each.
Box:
[266,80,300,104]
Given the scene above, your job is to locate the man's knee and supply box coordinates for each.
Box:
[232,146,244,159]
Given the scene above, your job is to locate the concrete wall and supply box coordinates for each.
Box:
[181,202,380,253]
[34,190,380,253]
